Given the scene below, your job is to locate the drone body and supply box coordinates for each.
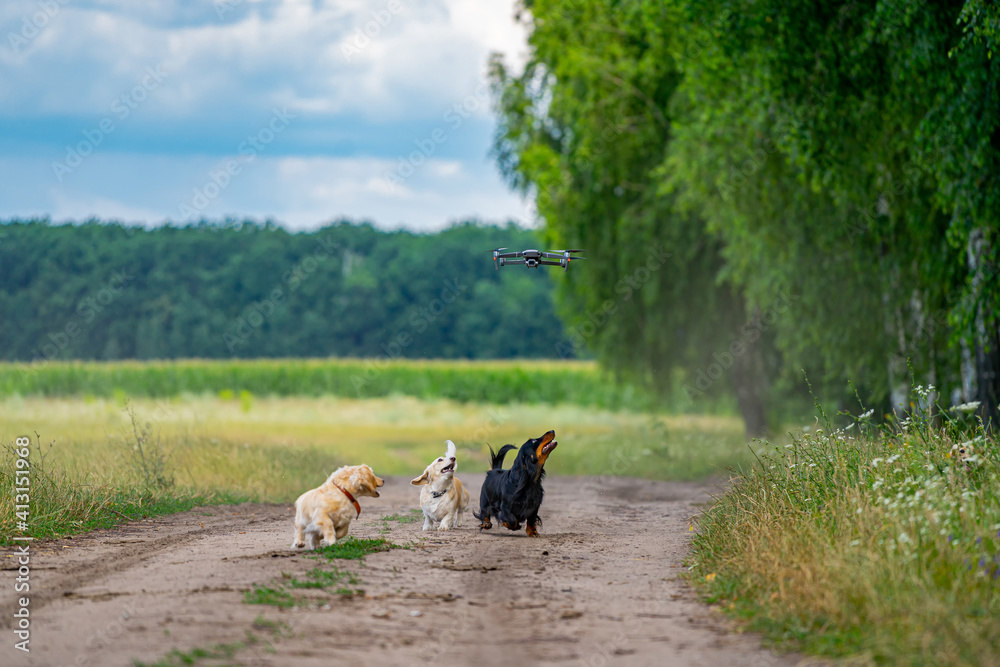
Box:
[492,248,585,272]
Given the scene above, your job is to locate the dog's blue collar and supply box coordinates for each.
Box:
[431,490,446,498]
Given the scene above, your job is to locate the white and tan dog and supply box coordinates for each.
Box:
[411,440,470,531]
[291,464,384,550]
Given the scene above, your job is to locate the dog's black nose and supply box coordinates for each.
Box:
[449,457,456,462]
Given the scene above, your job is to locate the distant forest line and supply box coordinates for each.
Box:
[0,219,573,363]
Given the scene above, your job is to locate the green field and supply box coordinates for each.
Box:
[0,358,660,410]
[0,359,750,542]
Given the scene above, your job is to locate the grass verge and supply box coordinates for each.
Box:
[689,387,999,665]
[0,435,245,546]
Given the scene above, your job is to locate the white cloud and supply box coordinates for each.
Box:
[260,154,535,230]
[0,0,529,121]
[0,0,532,230]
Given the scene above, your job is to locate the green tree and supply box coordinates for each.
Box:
[493,0,1000,428]
[665,0,999,422]
[491,0,775,435]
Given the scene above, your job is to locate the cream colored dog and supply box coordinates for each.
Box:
[411,440,470,531]
[292,464,384,550]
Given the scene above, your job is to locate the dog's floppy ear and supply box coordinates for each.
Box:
[445,440,457,459]
[411,470,429,486]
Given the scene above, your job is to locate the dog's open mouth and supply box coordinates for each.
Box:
[535,430,558,467]
[441,462,455,473]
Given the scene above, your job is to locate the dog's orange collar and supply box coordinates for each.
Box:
[333,483,361,517]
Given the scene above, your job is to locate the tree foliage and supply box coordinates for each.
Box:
[492,0,1000,429]
[491,0,777,435]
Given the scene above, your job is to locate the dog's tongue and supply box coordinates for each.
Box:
[542,440,558,455]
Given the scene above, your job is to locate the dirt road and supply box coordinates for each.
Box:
[2,475,803,666]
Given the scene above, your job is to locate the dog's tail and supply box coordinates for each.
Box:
[488,444,516,470]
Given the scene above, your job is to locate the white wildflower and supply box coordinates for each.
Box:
[951,402,980,414]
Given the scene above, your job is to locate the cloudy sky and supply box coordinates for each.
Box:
[0,0,534,231]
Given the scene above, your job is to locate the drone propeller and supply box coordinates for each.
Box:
[492,247,509,270]
[553,249,585,254]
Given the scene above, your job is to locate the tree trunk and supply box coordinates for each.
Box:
[973,326,1000,431]
[729,325,769,438]
[969,228,1000,431]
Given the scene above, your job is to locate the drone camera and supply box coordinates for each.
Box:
[491,247,584,272]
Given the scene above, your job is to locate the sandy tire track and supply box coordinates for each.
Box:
[2,476,808,666]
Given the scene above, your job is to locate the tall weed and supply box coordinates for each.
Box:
[691,387,999,664]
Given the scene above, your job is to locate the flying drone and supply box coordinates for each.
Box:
[492,248,585,272]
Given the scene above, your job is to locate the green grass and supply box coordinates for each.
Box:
[381,510,423,524]
[135,640,247,666]
[245,538,395,608]
[0,358,658,411]
[0,438,246,546]
[690,388,1000,665]
[133,621,290,666]
[243,585,299,609]
[310,536,404,561]
[285,566,359,589]
[251,616,287,633]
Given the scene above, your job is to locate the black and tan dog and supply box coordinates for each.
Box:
[474,430,557,537]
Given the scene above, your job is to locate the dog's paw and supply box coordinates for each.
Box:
[291,541,306,549]
[502,521,521,531]
[525,525,538,537]
[479,520,492,530]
